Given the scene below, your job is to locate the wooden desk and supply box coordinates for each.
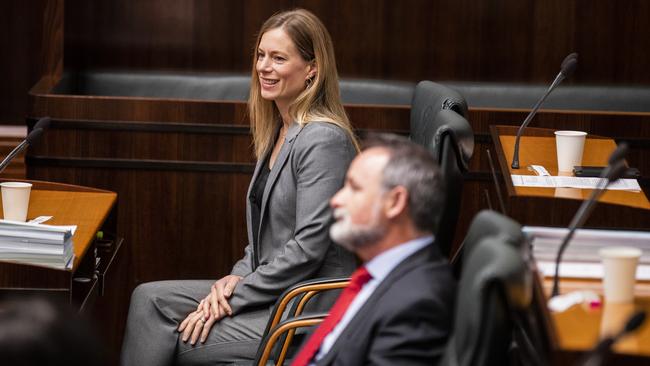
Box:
[553,294,650,357]
[539,278,650,363]
[490,125,650,229]
[0,179,120,310]
[492,125,650,210]
[491,126,650,361]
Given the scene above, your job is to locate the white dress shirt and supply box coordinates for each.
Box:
[312,235,434,363]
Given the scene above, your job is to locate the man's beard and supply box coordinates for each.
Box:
[330,203,386,252]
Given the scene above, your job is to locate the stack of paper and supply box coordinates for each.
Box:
[0,219,77,269]
[524,226,650,280]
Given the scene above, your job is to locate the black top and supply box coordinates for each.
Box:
[250,156,271,247]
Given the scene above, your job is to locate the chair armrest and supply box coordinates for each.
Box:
[266,277,349,335]
[256,277,348,366]
[255,313,328,366]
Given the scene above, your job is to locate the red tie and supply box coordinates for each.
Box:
[291,266,372,366]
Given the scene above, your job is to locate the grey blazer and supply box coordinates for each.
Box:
[228,121,357,315]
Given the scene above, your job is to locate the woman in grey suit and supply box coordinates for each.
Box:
[121,9,358,366]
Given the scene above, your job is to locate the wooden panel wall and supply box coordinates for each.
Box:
[5,0,650,125]
[64,0,650,84]
[0,0,62,125]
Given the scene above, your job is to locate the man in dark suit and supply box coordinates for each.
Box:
[292,133,457,366]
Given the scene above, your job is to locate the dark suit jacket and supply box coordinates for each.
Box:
[315,244,456,366]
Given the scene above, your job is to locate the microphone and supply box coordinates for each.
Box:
[511,53,578,169]
[579,311,646,366]
[550,144,629,297]
[33,116,51,131]
[0,117,51,175]
[561,52,579,72]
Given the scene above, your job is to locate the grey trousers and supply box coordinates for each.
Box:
[121,280,269,366]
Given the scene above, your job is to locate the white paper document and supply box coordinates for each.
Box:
[524,226,650,280]
[529,165,551,176]
[536,261,650,280]
[0,220,77,269]
[511,175,642,191]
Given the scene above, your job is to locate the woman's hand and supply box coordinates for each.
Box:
[177,275,243,345]
[178,304,213,345]
[208,275,242,317]
[178,298,225,345]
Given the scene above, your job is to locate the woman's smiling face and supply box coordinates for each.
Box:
[256,27,315,110]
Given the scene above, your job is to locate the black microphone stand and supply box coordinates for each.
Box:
[550,160,628,297]
[512,53,577,169]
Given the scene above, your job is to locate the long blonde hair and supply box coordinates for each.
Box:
[248,9,359,158]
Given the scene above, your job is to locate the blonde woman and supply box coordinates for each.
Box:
[122,9,358,365]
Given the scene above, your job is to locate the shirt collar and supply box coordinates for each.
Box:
[365,235,434,281]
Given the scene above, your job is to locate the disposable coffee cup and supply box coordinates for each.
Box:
[555,130,587,172]
[0,182,32,222]
[599,246,642,303]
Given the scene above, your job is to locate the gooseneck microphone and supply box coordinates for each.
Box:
[511,53,578,169]
[33,116,51,131]
[550,143,629,297]
[0,117,51,175]
[579,310,646,366]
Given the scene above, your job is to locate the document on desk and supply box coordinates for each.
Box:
[511,175,642,191]
[524,226,650,280]
[0,220,77,269]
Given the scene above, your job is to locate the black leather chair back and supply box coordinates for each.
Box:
[410,81,473,258]
[440,214,533,366]
[451,209,522,278]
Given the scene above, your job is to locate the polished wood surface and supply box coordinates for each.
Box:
[0,179,116,270]
[541,277,650,359]
[495,128,650,210]
[29,190,115,269]
[554,300,650,357]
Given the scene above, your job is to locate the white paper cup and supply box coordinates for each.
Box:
[0,182,32,222]
[599,246,642,303]
[555,130,587,172]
